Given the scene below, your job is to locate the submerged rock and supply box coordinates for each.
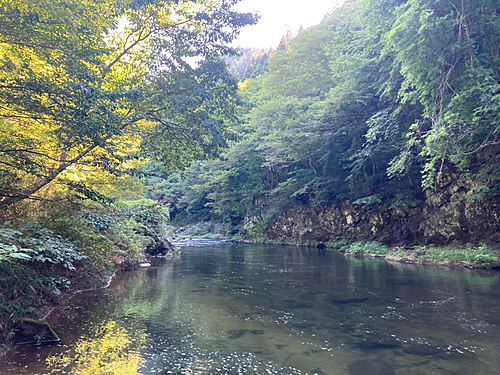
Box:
[311,368,326,375]
[292,321,317,329]
[12,318,60,346]
[226,329,248,339]
[284,302,314,309]
[402,345,441,356]
[353,339,402,351]
[250,330,264,335]
[348,360,395,375]
[328,296,370,304]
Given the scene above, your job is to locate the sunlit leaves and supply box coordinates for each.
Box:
[0,0,257,210]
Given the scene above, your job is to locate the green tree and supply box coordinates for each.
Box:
[277,28,293,52]
[0,0,257,212]
[384,0,500,188]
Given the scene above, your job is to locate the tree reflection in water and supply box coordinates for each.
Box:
[47,321,146,375]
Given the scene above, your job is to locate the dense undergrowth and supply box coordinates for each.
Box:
[0,199,170,351]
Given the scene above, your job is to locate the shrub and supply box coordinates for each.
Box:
[0,223,87,320]
[345,241,390,255]
[417,244,500,268]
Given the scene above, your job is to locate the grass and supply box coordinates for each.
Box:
[342,241,500,269]
[412,244,500,268]
[344,241,390,255]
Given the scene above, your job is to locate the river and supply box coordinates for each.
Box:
[2,242,500,374]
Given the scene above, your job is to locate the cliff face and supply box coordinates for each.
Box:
[262,174,500,246]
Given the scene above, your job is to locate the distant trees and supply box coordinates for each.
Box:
[277,29,293,52]
[226,48,275,80]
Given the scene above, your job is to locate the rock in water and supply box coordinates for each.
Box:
[12,318,60,345]
[348,360,395,375]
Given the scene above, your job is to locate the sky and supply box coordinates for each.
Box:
[233,0,343,49]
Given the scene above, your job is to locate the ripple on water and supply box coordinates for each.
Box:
[3,244,500,375]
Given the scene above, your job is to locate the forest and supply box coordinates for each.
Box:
[2,0,500,343]
[160,0,500,246]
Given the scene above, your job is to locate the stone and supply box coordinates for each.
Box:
[353,340,402,351]
[250,330,264,335]
[311,368,326,375]
[284,301,314,309]
[226,330,248,339]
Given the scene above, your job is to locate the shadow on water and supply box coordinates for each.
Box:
[2,243,500,374]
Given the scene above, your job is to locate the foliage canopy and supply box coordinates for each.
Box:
[160,0,500,238]
[0,0,257,211]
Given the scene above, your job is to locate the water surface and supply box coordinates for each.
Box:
[2,243,500,374]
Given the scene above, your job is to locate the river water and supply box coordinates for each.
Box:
[2,243,500,375]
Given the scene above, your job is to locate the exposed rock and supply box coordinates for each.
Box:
[262,171,500,247]
[147,230,178,256]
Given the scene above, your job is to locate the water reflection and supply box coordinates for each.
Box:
[2,244,500,375]
[47,321,146,374]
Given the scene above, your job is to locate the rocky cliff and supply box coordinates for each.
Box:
[262,173,500,247]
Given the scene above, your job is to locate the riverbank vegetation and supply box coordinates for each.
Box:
[344,242,390,256]
[386,244,500,269]
[0,0,256,346]
[342,241,500,269]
